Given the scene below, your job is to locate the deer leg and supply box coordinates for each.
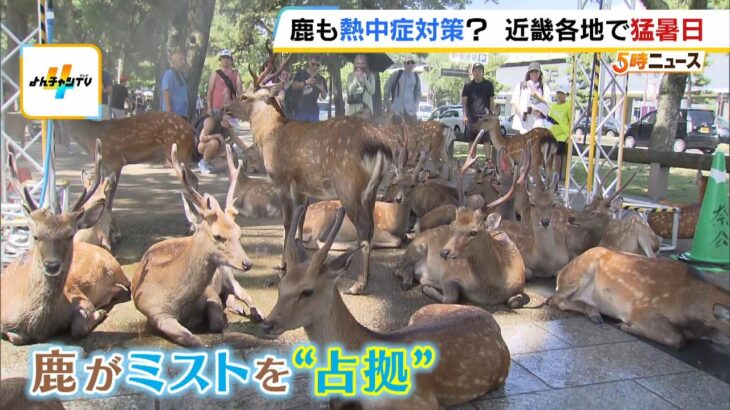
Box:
[421,281,460,304]
[70,299,108,338]
[3,331,31,345]
[277,195,295,271]
[150,313,204,347]
[552,298,603,324]
[222,267,264,322]
[619,315,685,349]
[508,292,531,309]
[344,207,374,295]
[372,229,403,249]
[203,288,227,334]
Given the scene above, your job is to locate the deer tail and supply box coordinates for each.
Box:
[362,150,386,206]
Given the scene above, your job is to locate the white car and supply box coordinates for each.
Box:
[430,105,465,137]
[417,102,434,121]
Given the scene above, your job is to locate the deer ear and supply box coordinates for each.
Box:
[75,201,105,230]
[609,196,623,213]
[181,193,203,225]
[323,248,359,279]
[417,170,429,183]
[485,212,502,231]
[713,304,730,322]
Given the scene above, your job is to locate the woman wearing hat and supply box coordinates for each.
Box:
[345,54,376,118]
[510,61,552,133]
[206,49,243,116]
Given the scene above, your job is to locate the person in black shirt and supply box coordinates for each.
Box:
[461,62,495,142]
[290,55,327,122]
[110,75,129,119]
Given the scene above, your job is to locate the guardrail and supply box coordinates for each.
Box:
[571,144,730,171]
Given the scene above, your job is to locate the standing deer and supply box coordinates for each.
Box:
[131,145,255,347]
[376,119,456,180]
[224,145,283,218]
[394,137,531,308]
[74,140,118,250]
[549,247,730,349]
[1,147,130,345]
[226,52,391,295]
[59,112,197,211]
[649,157,710,239]
[262,206,511,409]
[472,114,558,184]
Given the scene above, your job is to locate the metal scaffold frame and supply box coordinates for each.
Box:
[1,0,67,266]
[564,0,637,208]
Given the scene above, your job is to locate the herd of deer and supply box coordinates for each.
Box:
[2,52,729,409]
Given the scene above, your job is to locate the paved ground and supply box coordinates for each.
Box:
[1,131,729,409]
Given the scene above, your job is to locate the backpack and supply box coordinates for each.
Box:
[389,70,420,102]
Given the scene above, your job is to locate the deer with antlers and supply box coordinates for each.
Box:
[472,113,558,184]
[58,112,197,211]
[226,52,391,295]
[262,205,511,409]
[1,147,130,345]
[130,144,256,347]
[394,133,530,308]
[73,140,119,251]
[223,145,283,218]
[569,169,661,258]
[549,247,730,349]
[648,157,710,239]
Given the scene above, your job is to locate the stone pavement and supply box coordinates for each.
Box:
[2,127,729,410]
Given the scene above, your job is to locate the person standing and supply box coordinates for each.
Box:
[100,51,114,120]
[290,55,328,122]
[110,74,129,119]
[206,49,243,116]
[345,54,376,118]
[161,49,189,120]
[549,84,571,177]
[383,55,421,123]
[510,61,552,133]
[461,62,495,142]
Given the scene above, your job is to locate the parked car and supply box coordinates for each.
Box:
[430,105,465,138]
[573,117,621,138]
[716,116,729,145]
[417,102,434,121]
[624,109,718,153]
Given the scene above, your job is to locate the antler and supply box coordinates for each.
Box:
[71,139,104,212]
[483,142,531,212]
[252,45,294,89]
[171,144,205,206]
[224,145,240,210]
[606,170,637,203]
[457,130,485,206]
[6,144,38,212]
[310,207,346,270]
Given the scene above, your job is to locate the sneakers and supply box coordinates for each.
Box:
[198,159,212,175]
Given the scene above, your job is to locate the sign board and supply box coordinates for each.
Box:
[441,68,469,78]
[449,53,489,65]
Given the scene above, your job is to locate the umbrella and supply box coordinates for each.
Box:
[348,53,394,73]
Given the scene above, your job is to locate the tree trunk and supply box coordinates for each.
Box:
[330,64,344,117]
[645,0,706,200]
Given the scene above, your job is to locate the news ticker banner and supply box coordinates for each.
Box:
[23,343,437,401]
[272,9,729,52]
[20,44,102,120]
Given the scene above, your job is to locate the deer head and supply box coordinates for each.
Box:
[470,114,501,137]
[261,206,358,337]
[172,144,252,272]
[526,169,561,229]
[6,144,105,277]
[391,128,426,204]
[440,146,530,260]
[584,167,637,217]
[226,49,292,122]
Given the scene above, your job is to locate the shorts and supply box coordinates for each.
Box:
[556,141,568,155]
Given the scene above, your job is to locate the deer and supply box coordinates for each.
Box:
[73,140,119,251]
[224,145,283,218]
[226,51,392,295]
[240,143,267,174]
[261,205,511,409]
[131,144,256,347]
[1,146,130,345]
[569,169,661,258]
[58,112,197,212]
[648,157,710,239]
[548,247,730,349]
[471,113,558,185]
[300,142,426,250]
[1,377,64,410]
[394,135,531,308]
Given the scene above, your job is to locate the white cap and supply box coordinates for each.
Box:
[554,83,569,94]
[219,49,232,58]
[531,102,550,117]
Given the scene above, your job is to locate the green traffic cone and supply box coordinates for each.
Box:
[679,151,730,266]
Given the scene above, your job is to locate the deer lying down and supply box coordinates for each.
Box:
[549,247,730,349]
[1,377,64,410]
[262,206,510,409]
[1,148,130,345]
[131,145,254,347]
[394,137,530,308]
[301,141,423,250]
[649,158,709,239]
[74,140,118,250]
[224,145,282,218]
